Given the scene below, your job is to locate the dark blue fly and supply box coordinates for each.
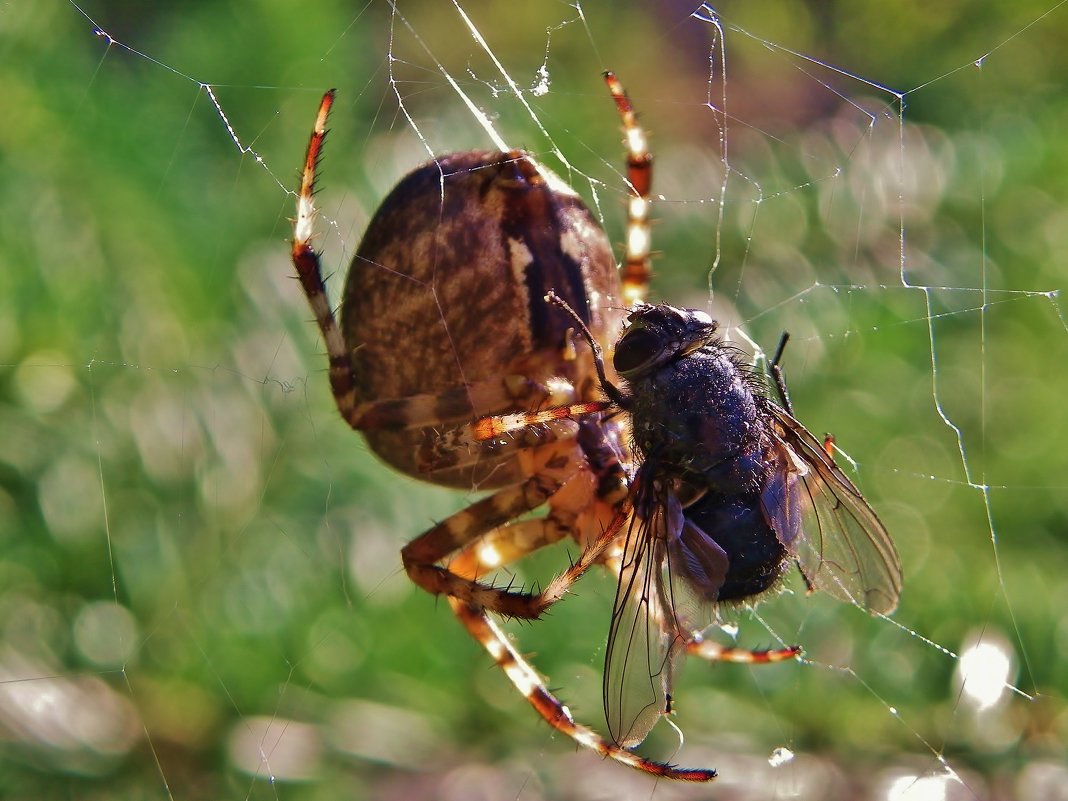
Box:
[592,303,901,748]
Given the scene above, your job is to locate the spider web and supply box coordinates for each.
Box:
[3,1,1067,799]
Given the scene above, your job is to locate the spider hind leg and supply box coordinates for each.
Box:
[450,595,716,781]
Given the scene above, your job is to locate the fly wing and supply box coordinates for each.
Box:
[662,508,729,637]
[603,485,685,748]
[765,405,902,615]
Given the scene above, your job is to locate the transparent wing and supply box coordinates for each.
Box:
[604,476,731,748]
[603,484,681,749]
[766,405,902,615]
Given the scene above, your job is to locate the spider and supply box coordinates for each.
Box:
[289,73,901,781]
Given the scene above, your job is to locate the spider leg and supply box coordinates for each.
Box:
[597,550,802,666]
[403,438,623,619]
[604,71,653,308]
[449,517,570,581]
[686,638,801,665]
[349,374,578,433]
[422,403,613,473]
[449,443,629,581]
[464,401,613,442]
[402,476,563,617]
[449,597,716,782]
[445,500,716,782]
[290,91,359,416]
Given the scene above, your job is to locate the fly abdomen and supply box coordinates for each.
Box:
[683,490,788,602]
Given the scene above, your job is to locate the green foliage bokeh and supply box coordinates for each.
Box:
[2,2,1067,799]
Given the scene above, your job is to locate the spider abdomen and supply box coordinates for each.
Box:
[342,150,622,487]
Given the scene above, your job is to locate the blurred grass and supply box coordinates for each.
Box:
[2,1,1068,799]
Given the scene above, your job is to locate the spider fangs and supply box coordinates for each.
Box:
[289,73,901,781]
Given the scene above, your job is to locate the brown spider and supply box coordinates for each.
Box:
[289,74,899,781]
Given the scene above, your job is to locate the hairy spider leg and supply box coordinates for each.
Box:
[686,638,801,664]
[449,410,632,582]
[352,376,579,433]
[451,599,715,782]
[402,433,627,619]
[605,71,654,308]
[448,500,717,783]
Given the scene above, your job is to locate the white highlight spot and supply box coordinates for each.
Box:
[768,746,794,767]
[497,412,529,434]
[558,228,587,265]
[294,196,316,244]
[886,774,951,801]
[627,224,650,259]
[531,65,550,96]
[507,237,534,288]
[477,542,502,569]
[626,126,647,156]
[485,638,505,661]
[956,638,1013,711]
[503,661,536,698]
[628,196,649,220]
[539,163,579,198]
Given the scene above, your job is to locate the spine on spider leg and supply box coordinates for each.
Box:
[292,90,336,257]
[289,90,357,408]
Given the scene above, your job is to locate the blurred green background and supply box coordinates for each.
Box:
[2,1,1067,799]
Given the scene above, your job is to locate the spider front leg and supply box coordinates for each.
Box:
[449,419,632,582]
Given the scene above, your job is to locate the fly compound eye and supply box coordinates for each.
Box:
[613,325,662,377]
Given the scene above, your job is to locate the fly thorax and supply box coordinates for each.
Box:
[627,344,763,486]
